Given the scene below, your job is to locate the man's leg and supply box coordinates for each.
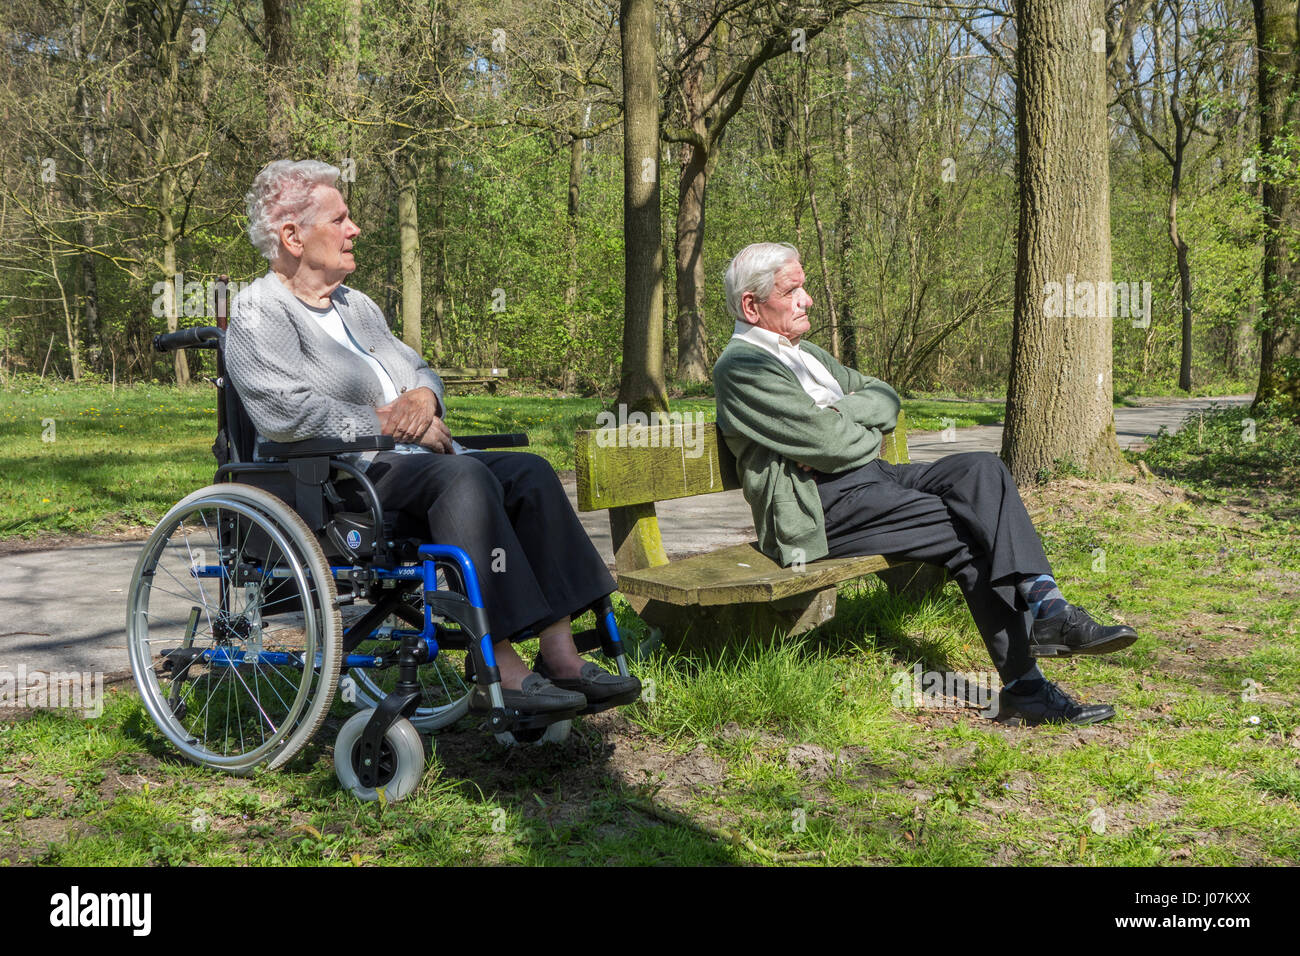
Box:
[817,458,1115,724]
[817,460,1036,684]
[886,452,1136,657]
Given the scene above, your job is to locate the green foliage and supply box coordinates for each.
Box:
[1138,403,1300,502]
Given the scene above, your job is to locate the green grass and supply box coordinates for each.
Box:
[3,398,1296,866]
[0,380,1002,539]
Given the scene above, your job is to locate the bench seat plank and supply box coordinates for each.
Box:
[617,541,896,606]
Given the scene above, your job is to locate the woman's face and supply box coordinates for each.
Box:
[295,185,360,280]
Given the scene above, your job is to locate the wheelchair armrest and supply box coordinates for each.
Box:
[258,435,396,459]
[457,433,529,450]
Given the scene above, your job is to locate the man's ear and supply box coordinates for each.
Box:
[739,293,760,324]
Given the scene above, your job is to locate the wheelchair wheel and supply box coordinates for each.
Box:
[127,483,342,774]
[346,587,473,732]
[334,710,424,802]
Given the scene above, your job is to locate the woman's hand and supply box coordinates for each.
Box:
[416,417,454,454]
[376,387,438,443]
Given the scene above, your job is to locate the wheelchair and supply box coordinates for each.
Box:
[126,309,635,802]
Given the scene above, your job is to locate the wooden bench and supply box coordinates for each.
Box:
[574,410,946,651]
[434,366,509,393]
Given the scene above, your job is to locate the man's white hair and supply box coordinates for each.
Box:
[245,160,342,261]
[724,242,801,320]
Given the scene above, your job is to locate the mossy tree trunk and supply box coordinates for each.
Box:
[1253,0,1300,410]
[618,0,669,414]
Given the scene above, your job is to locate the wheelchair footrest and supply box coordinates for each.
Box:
[576,685,642,716]
[473,701,583,735]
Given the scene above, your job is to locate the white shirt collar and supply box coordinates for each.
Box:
[733,320,799,352]
[729,320,844,408]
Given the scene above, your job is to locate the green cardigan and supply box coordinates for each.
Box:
[713,337,901,567]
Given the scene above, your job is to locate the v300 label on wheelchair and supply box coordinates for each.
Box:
[127,302,635,802]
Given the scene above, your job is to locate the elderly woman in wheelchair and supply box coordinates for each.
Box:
[127,160,639,800]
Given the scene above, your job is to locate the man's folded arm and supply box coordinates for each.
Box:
[804,344,901,432]
[716,353,886,473]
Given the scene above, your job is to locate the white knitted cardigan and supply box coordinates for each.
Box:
[224,272,445,445]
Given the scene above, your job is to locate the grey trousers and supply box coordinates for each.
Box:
[815,451,1051,681]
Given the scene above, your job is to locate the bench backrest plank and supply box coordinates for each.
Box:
[435,366,509,378]
[575,423,739,512]
[576,410,911,513]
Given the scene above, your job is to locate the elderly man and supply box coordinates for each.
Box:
[712,242,1136,725]
[224,159,639,716]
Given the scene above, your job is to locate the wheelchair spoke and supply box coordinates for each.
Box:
[178,513,217,636]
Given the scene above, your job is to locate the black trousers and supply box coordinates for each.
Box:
[815,451,1051,682]
[344,450,616,643]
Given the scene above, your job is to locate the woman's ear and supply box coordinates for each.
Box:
[279,221,303,257]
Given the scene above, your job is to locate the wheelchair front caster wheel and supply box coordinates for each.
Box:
[495,719,571,747]
[334,710,425,802]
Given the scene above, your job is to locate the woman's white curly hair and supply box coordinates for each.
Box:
[245,160,341,261]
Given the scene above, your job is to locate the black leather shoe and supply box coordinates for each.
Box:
[468,672,587,715]
[1031,605,1138,657]
[534,655,642,707]
[997,680,1115,725]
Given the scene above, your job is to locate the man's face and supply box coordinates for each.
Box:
[741,259,812,344]
[291,185,360,278]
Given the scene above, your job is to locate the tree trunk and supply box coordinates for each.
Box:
[429,145,448,364]
[618,0,669,412]
[1170,106,1193,392]
[1003,0,1123,481]
[838,39,858,370]
[73,0,99,368]
[397,149,422,356]
[562,133,582,391]
[801,66,837,359]
[338,0,361,194]
[157,15,187,386]
[674,142,710,383]
[1253,0,1300,409]
[262,0,295,156]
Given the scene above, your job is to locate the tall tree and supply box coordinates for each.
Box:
[262,0,295,156]
[1003,0,1125,480]
[1253,0,1300,408]
[618,0,668,411]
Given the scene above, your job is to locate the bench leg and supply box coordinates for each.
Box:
[630,588,838,653]
[875,562,948,603]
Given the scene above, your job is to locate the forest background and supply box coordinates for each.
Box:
[0,0,1278,401]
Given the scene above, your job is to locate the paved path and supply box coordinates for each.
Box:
[0,396,1252,680]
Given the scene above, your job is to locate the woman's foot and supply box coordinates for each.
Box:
[534,654,642,707]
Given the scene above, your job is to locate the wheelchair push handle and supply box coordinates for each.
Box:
[154,326,221,353]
